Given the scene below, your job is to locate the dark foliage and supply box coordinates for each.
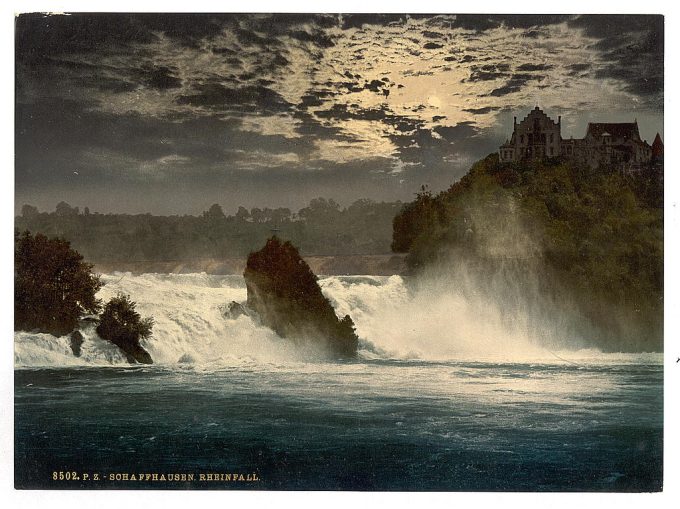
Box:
[14,230,102,336]
[97,293,154,364]
[392,154,663,352]
[15,198,403,265]
[244,237,358,358]
[391,185,445,253]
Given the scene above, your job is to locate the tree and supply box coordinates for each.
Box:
[96,293,154,364]
[267,207,292,225]
[298,197,341,222]
[202,203,226,220]
[21,204,38,219]
[235,206,250,221]
[15,230,102,336]
[250,207,264,223]
[55,201,78,216]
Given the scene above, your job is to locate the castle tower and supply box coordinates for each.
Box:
[499,106,562,162]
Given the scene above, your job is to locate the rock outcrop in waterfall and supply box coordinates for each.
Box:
[244,237,358,358]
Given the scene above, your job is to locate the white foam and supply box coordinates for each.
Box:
[14,272,662,368]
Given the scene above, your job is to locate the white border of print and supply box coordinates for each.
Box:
[1,2,677,509]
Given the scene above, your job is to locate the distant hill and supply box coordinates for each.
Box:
[392,154,663,352]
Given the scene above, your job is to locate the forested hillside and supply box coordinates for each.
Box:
[392,154,663,352]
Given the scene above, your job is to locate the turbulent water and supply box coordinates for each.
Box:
[14,273,663,491]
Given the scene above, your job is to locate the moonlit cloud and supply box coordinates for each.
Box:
[15,13,663,214]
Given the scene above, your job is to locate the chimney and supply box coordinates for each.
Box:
[513,116,517,127]
[558,115,561,125]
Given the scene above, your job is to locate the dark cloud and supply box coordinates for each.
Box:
[386,118,490,173]
[16,13,245,62]
[298,95,325,109]
[423,42,444,50]
[325,76,391,97]
[289,30,335,48]
[365,79,388,92]
[511,73,544,82]
[15,13,156,62]
[492,15,571,29]
[340,14,405,30]
[422,31,444,39]
[452,14,569,32]
[145,66,182,90]
[568,14,660,41]
[485,71,545,97]
[246,13,339,32]
[516,63,553,72]
[234,27,271,47]
[463,106,501,115]
[138,14,235,47]
[93,78,139,94]
[595,65,663,98]
[211,46,238,55]
[433,122,479,142]
[314,103,386,122]
[523,29,544,39]
[487,83,522,97]
[453,15,500,32]
[17,99,239,169]
[568,15,663,105]
[466,64,511,82]
[177,83,292,113]
[291,110,344,140]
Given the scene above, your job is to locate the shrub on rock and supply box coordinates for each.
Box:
[97,293,154,364]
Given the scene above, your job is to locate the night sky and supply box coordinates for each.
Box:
[15,13,664,215]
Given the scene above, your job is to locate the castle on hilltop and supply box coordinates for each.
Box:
[499,106,663,172]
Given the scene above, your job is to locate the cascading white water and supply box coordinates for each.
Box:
[14,272,660,368]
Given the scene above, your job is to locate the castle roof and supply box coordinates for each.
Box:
[517,106,558,125]
[586,122,640,140]
[652,133,664,158]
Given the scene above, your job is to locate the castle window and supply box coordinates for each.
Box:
[520,135,524,144]
[550,134,554,143]
[550,147,554,156]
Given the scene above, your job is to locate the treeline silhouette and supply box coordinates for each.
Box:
[16,198,403,263]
